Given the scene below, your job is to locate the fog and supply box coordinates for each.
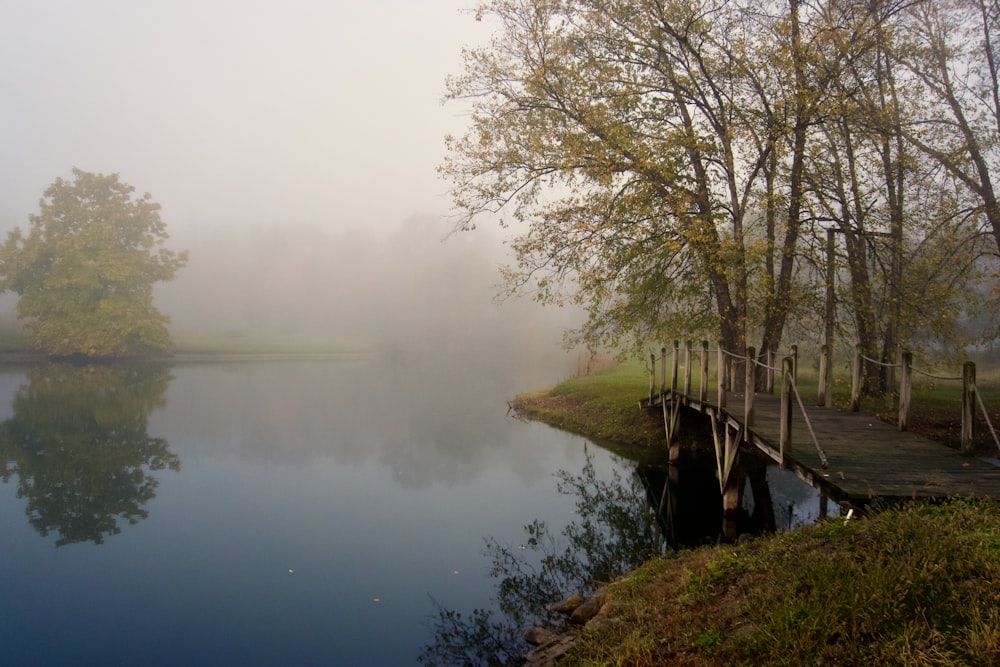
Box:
[157,216,582,370]
[0,2,586,374]
[0,1,491,233]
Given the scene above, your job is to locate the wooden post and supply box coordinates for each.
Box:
[717,340,726,409]
[684,340,693,397]
[745,347,755,427]
[766,348,775,394]
[721,467,744,543]
[660,347,667,397]
[851,344,862,412]
[671,341,679,397]
[780,356,793,461]
[817,344,829,407]
[824,228,836,395]
[898,350,912,431]
[700,340,709,403]
[962,361,976,456]
[791,344,799,385]
[649,352,656,404]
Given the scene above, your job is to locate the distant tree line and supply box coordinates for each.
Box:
[443,0,1000,393]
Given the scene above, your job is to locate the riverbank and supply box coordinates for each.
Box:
[511,364,1000,666]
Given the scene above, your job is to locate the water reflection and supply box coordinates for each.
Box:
[421,450,661,665]
[421,444,841,665]
[0,363,178,546]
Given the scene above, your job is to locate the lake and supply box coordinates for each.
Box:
[0,357,832,665]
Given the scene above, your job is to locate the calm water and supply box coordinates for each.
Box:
[0,358,639,666]
[0,358,834,665]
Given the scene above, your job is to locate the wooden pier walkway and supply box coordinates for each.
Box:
[643,389,1000,507]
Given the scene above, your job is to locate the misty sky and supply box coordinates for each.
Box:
[0,0,489,235]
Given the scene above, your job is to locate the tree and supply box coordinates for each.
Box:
[893,0,1000,257]
[0,168,188,357]
[443,0,859,372]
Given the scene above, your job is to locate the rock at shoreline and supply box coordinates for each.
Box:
[570,587,609,625]
[524,634,576,666]
[546,592,585,614]
[524,626,560,646]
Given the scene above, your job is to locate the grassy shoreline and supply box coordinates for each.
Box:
[512,363,1000,666]
[0,330,375,364]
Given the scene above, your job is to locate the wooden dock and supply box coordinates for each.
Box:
[643,389,1000,507]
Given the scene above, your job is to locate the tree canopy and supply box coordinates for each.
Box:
[443,0,999,375]
[0,168,187,358]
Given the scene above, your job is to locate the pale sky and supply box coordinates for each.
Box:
[0,0,489,235]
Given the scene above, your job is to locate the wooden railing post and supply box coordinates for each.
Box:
[899,350,912,431]
[851,344,862,412]
[700,340,709,403]
[766,348,775,394]
[780,356,793,460]
[791,344,799,385]
[660,347,667,397]
[671,341,679,397]
[962,361,976,456]
[649,352,656,403]
[745,346,756,427]
[717,340,726,409]
[684,340,693,397]
[817,344,830,407]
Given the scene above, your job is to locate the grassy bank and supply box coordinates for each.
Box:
[168,331,371,361]
[512,362,1000,666]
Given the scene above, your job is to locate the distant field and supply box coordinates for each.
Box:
[169,331,371,356]
[0,327,372,358]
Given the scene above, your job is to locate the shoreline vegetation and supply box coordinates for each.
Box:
[511,361,1000,666]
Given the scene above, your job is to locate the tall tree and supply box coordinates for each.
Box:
[894,0,1000,256]
[0,168,188,357]
[445,0,839,363]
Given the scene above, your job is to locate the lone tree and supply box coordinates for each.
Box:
[0,168,188,358]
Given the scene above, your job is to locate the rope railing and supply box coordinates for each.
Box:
[649,338,995,465]
[860,353,901,369]
[975,391,1000,456]
[789,377,829,469]
[909,366,963,382]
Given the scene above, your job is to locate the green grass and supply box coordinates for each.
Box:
[0,326,372,360]
[169,331,370,356]
[562,499,1000,666]
[0,328,29,350]
[513,361,665,458]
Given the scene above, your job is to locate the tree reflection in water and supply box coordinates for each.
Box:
[0,363,178,546]
[420,449,675,666]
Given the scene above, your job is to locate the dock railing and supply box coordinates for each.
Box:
[649,341,1000,459]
